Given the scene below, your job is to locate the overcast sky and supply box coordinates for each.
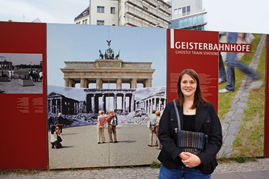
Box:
[0,53,41,65]
[0,0,268,33]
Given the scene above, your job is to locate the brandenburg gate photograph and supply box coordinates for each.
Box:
[46,23,167,169]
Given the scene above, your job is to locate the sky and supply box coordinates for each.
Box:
[0,53,42,65]
[204,0,269,34]
[0,0,268,33]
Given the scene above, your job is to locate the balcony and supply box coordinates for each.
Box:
[125,14,154,28]
[126,7,157,26]
[142,0,157,8]
[126,1,170,24]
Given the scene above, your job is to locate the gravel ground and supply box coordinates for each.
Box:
[1,158,269,179]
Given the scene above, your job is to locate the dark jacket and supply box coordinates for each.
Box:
[57,116,64,126]
[157,100,222,174]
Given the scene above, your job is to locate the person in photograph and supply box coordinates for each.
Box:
[39,70,43,81]
[148,110,157,147]
[218,32,227,84]
[50,126,63,149]
[28,69,32,79]
[57,113,64,134]
[158,69,222,179]
[106,110,118,143]
[97,111,106,144]
[219,32,259,93]
[155,110,162,150]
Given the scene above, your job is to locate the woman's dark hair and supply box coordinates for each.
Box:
[51,126,56,134]
[176,69,207,109]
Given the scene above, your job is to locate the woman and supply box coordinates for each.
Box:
[50,126,62,149]
[155,110,162,150]
[57,113,64,134]
[158,69,222,179]
[97,111,106,144]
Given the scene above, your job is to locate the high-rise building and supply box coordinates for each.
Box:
[169,0,207,30]
[74,0,171,28]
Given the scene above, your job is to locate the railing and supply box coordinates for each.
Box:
[125,14,154,28]
[126,6,158,25]
[126,0,170,23]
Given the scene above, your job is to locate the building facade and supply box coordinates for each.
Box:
[0,56,12,70]
[135,91,166,115]
[74,0,171,28]
[169,0,207,30]
[47,92,80,115]
[84,88,136,114]
[74,7,90,25]
[61,59,155,89]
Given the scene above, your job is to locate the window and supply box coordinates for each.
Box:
[97,6,104,13]
[97,20,104,25]
[143,6,148,10]
[84,19,87,24]
[178,8,182,17]
[193,16,197,25]
[111,7,115,14]
[187,6,190,15]
[183,18,188,27]
[182,7,186,16]
[188,17,192,26]
[174,9,177,14]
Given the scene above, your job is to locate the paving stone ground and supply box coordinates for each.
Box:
[1,158,269,179]
[0,78,42,93]
[49,124,160,169]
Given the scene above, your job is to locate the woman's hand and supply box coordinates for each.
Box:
[181,152,202,168]
[179,152,189,160]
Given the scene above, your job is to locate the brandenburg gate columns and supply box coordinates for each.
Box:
[116,79,122,89]
[64,79,69,87]
[96,78,102,89]
[131,78,137,89]
[68,79,75,87]
[144,79,152,88]
[113,93,117,111]
[123,93,126,113]
[80,78,88,88]
[61,54,155,89]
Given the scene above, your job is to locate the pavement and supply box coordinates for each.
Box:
[0,77,43,93]
[49,124,160,169]
[1,123,265,178]
[1,158,269,178]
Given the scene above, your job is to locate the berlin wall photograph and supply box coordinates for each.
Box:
[46,24,167,168]
[0,53,43,93]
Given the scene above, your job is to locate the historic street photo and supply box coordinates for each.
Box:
[0,53,43,94]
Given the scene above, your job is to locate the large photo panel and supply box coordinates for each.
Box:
[166,29,267,159]
[217,32,266,158]
[0,22,47,170]
[47,24,167,168]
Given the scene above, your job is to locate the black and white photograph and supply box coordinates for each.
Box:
[0,53,43,94]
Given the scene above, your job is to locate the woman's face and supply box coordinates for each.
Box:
[180,74,197,98]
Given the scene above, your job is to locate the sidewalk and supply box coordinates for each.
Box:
[1,158,269,178]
